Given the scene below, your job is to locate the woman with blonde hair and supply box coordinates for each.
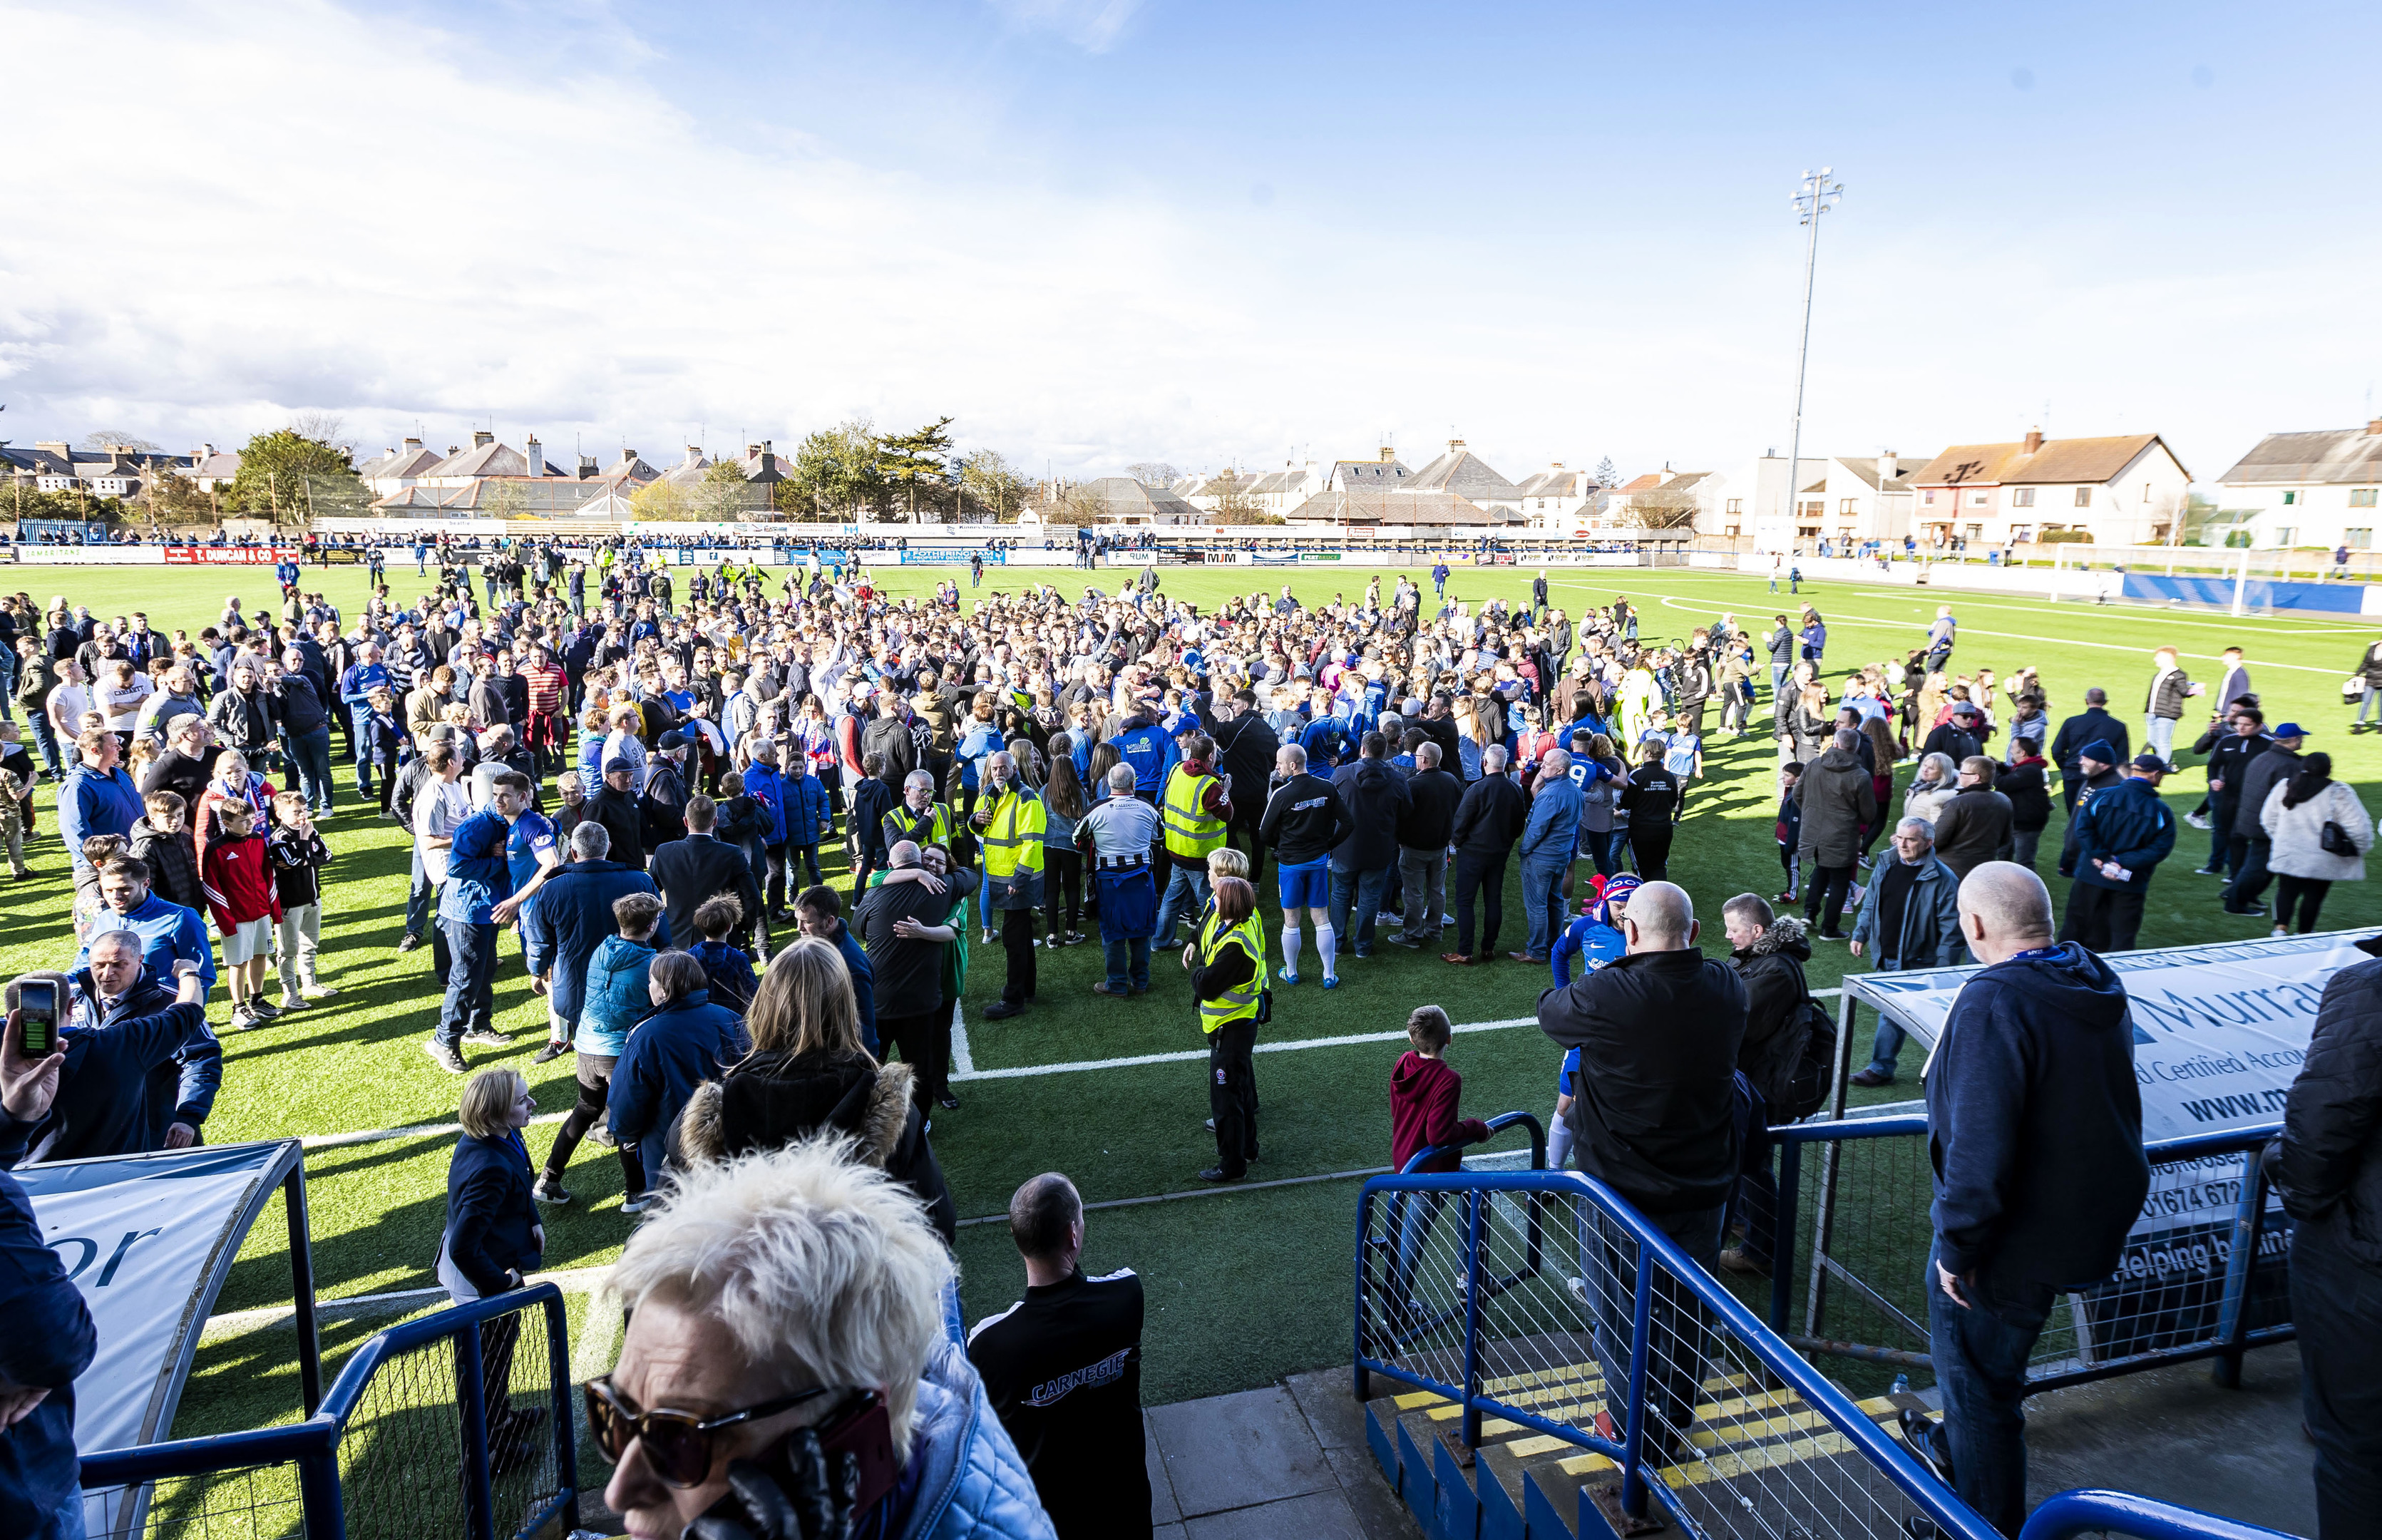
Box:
[438,1067,547,1460]
[675,938,956,1241]
[1904,751,1959,826]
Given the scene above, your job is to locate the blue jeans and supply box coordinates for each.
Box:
[1389,1190,1449,1309]
[2359,689,2381,725]
[406,848,434,940]
[1579,827,1622,878]
[2145,714,2177,764]
[1862,960,1909,1075]
[1102,935,1151,992]
[1923,1242,2053,1536]
[435,918,498,1048]
[1521,854,1569,957]
[349,705,377,793]
[1769,662,1786,702]
[1328,863,1390,955]
[26,710,61,779]
[1151,861,1212,948]
[287,724,334,810]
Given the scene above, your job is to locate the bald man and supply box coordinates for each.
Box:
[1898,863,2148,1533]
[1536,880,1745,1465]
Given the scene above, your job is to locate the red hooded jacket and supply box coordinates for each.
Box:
[1390,1051,1490,1174]
[202,828,284,933]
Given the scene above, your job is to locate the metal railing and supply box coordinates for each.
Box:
[1354,1168,2295,1540]
[1355,1166,2005,1540]
[2017,1489,2302,1540]
[81,1285,577,1540]
[1767,1117,2292,1392]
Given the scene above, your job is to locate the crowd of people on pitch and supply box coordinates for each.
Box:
[3,558,2382,1536]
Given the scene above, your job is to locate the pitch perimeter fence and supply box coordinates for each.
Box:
[79,1285,576,1540]
[1765,1115,2293,1392]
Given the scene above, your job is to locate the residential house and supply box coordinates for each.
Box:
[4,441,197,500]
[1512,463,1601,528]
[190,444,242,493]
[1906,430,2192,547]
[1283,488,1491,529]
[1327,450,1412,493]
[1400,440,1524,518]
[1183,462,1322,519]
[1737,452,1929,550]
[356,438,445,498]
[2213,421,2382,549]
[1065,476,1204,525]
[1603,468,1723,534]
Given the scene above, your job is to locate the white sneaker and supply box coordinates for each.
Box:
[2185,812,2212,830]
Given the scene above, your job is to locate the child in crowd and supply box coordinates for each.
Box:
[687,895,758,1016]
[1387,1005,1491,1314]
[1662,714,1704,818]
[267,790,335,1010]
[1775,761,1803,904]
[535,891,663,1212]
[130,790,203,911]
[202,799,283,1030]
[781,748,831,889]
[364,684,406,815]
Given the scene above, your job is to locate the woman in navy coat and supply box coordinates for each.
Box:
[607,951,748,1202]
[440,1069,547,1464]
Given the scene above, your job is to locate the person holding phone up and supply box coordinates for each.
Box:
[38,938,215,1161]
[0,994,101,1540]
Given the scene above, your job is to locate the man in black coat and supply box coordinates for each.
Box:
[2048,687,2130,814]
[1444,744,1526,965]
[587,759,647,871]
[2222,722,2304,918]
[1720,895,1812,1273]
[1208,689,1279,885]
[1389,741,1463,949]
[647,794,765,953]
[2190,704,2269,878]
[1537,881,1745,1463]
[853,842,971,1114]
[2278,933,2382,1535]
[1328,732,1410,959]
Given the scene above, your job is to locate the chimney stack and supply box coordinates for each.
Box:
[1449,438,1466,451]
[1879,451,1898,481]
[683,446,702,467]
[578,455,598,479]
[2023,427,2044,454]
[473,430,495,449]
[1378,447,1394,462]
[2368,419,2382,436]
[403,436,422,453]
[525,436,544,476]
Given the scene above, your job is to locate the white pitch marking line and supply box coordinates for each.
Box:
[950,1002,975,1077]
[1648,592,2347,674]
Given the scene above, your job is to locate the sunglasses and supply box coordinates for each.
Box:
[582,1375,838,1488]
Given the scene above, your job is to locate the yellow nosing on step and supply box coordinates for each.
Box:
[1661,1431,1858,1490]
[1394,1391,1452,1410]
[1557,1452,1620,1477]
[1688,1409,1831,1449]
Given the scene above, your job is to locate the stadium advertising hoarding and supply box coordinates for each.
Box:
[1847,930,2366,1362]
[163,545,279,564]
[17,1141,306,1538]
[898,548,1007,565]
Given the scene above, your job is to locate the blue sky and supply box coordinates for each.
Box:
[1,0,2377,485]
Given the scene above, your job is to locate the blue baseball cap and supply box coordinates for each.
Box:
[2274,722,2308,739]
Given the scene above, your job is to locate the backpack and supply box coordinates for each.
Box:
[1779,996,1839,1120]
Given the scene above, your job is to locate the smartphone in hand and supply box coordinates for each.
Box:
[16,981,57,1058]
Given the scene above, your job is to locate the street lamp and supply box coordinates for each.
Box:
[1781,168,1844,545]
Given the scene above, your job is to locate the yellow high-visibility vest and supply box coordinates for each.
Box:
[980,787,1047,879]
[1197,909,1267,1036]
[883,802,951,854]
[1161,766,1226,861]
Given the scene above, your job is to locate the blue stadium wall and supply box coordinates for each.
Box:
[2122,573,2368,613]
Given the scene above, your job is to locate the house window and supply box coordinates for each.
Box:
[1968,491,1988,506]
[2074,487,2093,508]
[2011,488,2035,508]
[2348,529,2374,549]
[2350,489,2377,508]
[1965,524,1983,540]
[2009,524,2034,543]
[2274,527,2296,546]
[1724,524,1740,538]
[1799,500,1825,517]
[1923,491,1936,505]
[1726,498,1743,514]
[2142,482,2152,503]
[1839,498,1857,515]
[2281,491,2297,505]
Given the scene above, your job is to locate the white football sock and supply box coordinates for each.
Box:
[1318,923,1338,977]
[1280,925,1302,972]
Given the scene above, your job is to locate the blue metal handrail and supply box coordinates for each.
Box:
[1398,1109,1547,1174]
[2017,1489,2301,1540]
[1354,1168,2006,1540]
[1766,1115,2290,1387]
[82,1284,577,1540]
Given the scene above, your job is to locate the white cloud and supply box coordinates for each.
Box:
[982,0,1144,53]
[1,1,2373,488]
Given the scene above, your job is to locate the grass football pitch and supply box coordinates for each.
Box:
[15,556,2376,1437]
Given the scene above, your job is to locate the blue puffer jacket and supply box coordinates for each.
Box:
[740,761,792,846]
[576,934,658,1057]
[521,861,669,1026]
[783,770,832,847]
[2069,774,2177,894]
[892,1339,1057,1540]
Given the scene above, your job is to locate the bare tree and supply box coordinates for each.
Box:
[1126,461,1182,488]
[288,411,349,451]
[81,431,160,453]
[1623,480,1702,531]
